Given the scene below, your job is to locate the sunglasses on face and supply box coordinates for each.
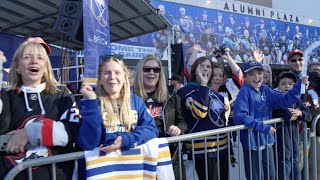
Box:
[143,66,161,73]
[289,58,303,63]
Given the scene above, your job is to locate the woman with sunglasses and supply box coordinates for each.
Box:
[134,54,187,179]
[0,37,79,179]
[178,56,230,180]
[77,56,158,177]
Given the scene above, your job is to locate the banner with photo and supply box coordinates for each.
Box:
[83,0,111,84]
[118,0,320,67]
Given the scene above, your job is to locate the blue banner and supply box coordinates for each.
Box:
[116,1,320,66]
[83,0,111,84]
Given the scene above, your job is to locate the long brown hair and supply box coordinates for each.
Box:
[189,56,214,83]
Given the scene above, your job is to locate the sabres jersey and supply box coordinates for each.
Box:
[85,138,175,180]
[178,83,228,158]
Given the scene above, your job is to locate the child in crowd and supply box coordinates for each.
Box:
[0,37,79,179]
[272,71,312,180]
[178,56,230,180]
[233,61,308,180]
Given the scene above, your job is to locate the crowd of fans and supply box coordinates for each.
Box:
[0,37,319,180]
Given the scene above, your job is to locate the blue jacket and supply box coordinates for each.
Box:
[77,93,158,151]
[233,80,302,150]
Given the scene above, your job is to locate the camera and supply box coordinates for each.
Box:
[212,44,230,58]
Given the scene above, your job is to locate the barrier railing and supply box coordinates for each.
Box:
[311,113,320,180]
[4,116,320,180]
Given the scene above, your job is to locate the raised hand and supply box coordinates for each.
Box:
[80,85,97,99]
[0,51,7,63]
[253,48,264,62]
[220,51,232,61]
[300,76,309,86]
[196,64,210,86]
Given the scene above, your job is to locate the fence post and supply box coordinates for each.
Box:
[311,114,320,180]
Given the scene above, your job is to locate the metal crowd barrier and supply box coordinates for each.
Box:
[4,116,320,180]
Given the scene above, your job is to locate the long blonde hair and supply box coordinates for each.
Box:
[134,54,167,103]
[96,57,133,131]
[8,41,60,93]
[262,63,273,87]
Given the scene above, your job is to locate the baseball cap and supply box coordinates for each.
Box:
[242,61,263,73]
[26,37,51,55]
[274,71,297,88]
[169,74,182,82]
[288,49,303,60]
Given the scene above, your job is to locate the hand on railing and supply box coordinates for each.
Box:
[166,125,181,136]
[100,136,122,154]
[230,154,237,167]
[269,127,276,134]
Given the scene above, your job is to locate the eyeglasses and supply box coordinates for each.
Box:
[289,58,303,63]
[143,66,161,73]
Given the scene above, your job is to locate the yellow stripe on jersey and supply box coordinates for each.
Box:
[87,155,158,166]
[158,149,171,159]
[191,100,208,118]
[185,138,228,149]
[97,173,157,180]
[193,100,208,111]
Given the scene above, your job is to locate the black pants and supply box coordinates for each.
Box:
[170,143,186,180]
[195,155,229,180]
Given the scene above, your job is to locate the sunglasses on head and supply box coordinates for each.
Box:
[100,54,124,64]
[289,58,303,63]
[143,66,161,73]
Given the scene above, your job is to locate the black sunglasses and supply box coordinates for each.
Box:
[143,66,161,73]
[289,58,303,63]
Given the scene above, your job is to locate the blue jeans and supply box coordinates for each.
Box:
[243,146,276,180]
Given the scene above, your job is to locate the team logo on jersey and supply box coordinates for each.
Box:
[211,99,224,113]
[208,94,225,127]
[90,0,109,27]
[30,94,37,100]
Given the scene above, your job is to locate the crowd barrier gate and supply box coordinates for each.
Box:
[4,115,320,180]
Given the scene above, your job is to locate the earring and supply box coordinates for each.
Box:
[17,70,21,74]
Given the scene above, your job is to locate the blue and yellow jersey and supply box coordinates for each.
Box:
[85,138,174,180]
[178,83,228,157]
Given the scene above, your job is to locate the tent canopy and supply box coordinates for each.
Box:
[0,0,171,50]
